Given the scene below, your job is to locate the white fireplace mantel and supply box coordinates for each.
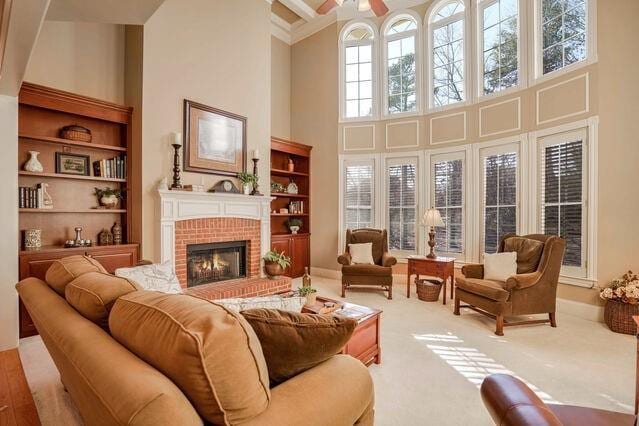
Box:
[158,189,273,268]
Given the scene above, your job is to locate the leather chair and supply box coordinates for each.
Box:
[481,374,637,426]
[454,234,566,336]
[338,229,397,300]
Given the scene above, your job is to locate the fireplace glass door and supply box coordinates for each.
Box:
[186,241,247,287]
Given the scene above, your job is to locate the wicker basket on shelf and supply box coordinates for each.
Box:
[60,125,92,142]
[604,300,639,335]
[415,278,443,302]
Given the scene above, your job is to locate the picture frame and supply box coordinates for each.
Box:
[183,99,247,176]
[55,152,90,176]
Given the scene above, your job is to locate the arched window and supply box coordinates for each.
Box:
[382,12,421,116]
[478,0,520,96]
[340,21,377,120]
[427,0,468,109]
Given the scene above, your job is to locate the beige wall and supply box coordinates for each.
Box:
[141,0,271,261]
[271,36,291,139]
[292,2,639,307]
[24,21,125,103]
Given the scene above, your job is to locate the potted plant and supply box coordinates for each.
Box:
[94,187,124,209]
[600,271,639,335]
[298,285,318,306]
[287,218,302,234]
[238,172,257,195]
[263,250,291,278]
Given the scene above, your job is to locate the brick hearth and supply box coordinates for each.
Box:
[174,217,261,288]
[184,276,292,300]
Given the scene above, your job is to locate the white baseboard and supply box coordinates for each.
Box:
[311,266,341,280]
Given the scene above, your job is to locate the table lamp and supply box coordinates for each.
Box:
[422,208,445,259]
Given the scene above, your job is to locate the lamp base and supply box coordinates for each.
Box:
[426,228,437,259]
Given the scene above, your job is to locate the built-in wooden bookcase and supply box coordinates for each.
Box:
[17,83,141,337]
[270,137,312,278]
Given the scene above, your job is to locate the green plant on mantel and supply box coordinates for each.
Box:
[263,250,291,269]
[238,172,258,186]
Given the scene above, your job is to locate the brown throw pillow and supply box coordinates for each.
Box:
[46,255,107,296]
[241,308,357,386]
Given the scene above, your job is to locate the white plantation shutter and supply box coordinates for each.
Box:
[344,161,374,230]
[540,130,587,275]
[432,155,464,254]
[387,159,417,252]
[483,150,518,254]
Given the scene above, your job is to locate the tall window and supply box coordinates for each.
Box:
[539,130,587,276]
[432,154,464,254]
[344,161,375,230]
[482,149,518,253]
[480,0,519,95]
[386,158,417,252]
[342,23,376,119]
[429,0,466,108]
[540,0,587,75]
[383,14,419,115]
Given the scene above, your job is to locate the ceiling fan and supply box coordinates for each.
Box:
[316,0,390,17]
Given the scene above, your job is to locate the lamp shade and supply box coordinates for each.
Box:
[422,208,445,227]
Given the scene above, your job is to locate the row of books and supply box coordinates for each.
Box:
[19,184,50,209]
[93,155,126,179]
[288,201,304,214]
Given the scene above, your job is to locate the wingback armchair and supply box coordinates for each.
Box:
[338,229,397,300]
[454,234,566,336]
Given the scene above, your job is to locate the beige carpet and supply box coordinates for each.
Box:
[19,276,635,425]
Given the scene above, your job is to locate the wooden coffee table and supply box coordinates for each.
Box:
[303,296,382,365]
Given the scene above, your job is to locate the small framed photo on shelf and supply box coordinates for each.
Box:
[55,152,90,176]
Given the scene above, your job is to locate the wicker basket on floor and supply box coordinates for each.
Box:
[604,300,639,335]
[415,278,442,302]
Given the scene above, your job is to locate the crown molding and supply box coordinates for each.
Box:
[271,13,292,45]
[278,0,317,21]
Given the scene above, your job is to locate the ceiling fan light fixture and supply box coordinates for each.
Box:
[335,0,344,5]
[357,0,371,12]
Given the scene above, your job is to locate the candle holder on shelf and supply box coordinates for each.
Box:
[251,157,262,196]
[171,142,183,190]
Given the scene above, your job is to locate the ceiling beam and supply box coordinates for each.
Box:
[278,0,316,22]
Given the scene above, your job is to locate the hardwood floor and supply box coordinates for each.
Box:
[0,349,40,426]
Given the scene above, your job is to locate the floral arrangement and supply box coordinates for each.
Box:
[600,271,639,304]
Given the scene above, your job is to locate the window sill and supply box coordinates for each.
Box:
[339,115,378,124]
[530,56,597,87]
[426,100,470,115]
[558,274,597,289]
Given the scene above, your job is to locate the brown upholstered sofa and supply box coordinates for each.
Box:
[338,228,397,300]
[454,234,566,336]
[16,257,375,426]
[481,374,636,425]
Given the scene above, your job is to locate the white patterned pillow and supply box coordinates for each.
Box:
[115,261,183,294]
[215,295,305,313]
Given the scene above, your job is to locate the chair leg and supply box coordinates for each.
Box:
[453,295,460,315]
[495,315,505,336]
[387,285,392,300]
[341,282,346,298]
[549,312,557,328]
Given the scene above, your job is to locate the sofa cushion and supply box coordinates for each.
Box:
[65,271,139,329]
[109,291,270,425]
[115,261,182,294]
[216,295,306,313]
[503,237,545,274]
[46,255,107,296]
[456,277,510,302]
[240,309,357,386]
[342,264,392,276]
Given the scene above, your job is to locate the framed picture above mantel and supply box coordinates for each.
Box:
[183,99,247,176]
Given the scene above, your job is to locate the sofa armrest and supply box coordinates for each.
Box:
[338,253,352,266]
[481,374,561,426]
[243,355,374,426]
[462,264,484,279]
[505,272,542,291]
[382,252,397,267]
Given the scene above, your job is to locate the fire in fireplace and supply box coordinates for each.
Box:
[186,241,247,287]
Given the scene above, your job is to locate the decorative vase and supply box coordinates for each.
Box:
[604,300,639,335]
[305,292,317,307]
[100,194,119,209]
[111,222,122,244]
[264,262,284,278]
[289,225,300,234]
[287,158,295,172]
[243,183,252,195]
[23,229,41,249]
[24,151,43,173]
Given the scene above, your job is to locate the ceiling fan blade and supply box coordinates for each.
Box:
[316,0,338,15]
[369,0,389,17]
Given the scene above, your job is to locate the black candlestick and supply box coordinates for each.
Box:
[251,158,261,195]
[171,143,183,189]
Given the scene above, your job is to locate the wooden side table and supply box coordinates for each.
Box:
[406,256,455,305]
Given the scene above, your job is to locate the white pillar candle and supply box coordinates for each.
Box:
[172,131,182,146]
[253,149,260,160]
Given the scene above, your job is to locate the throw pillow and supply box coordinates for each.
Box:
[46,255,108,296]
[240,309,357,386]
[109,291,271,425]
[216,295,306,313]
[483,252,518,282]
[349,243,375,265]
[115,261,182,294]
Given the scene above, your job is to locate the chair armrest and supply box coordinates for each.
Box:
[243,355,374,426]
[338,253,352,266]
[461,264,484,279]
[382,252,397,267]
[505,272,542,291]
[481,374,561,426]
